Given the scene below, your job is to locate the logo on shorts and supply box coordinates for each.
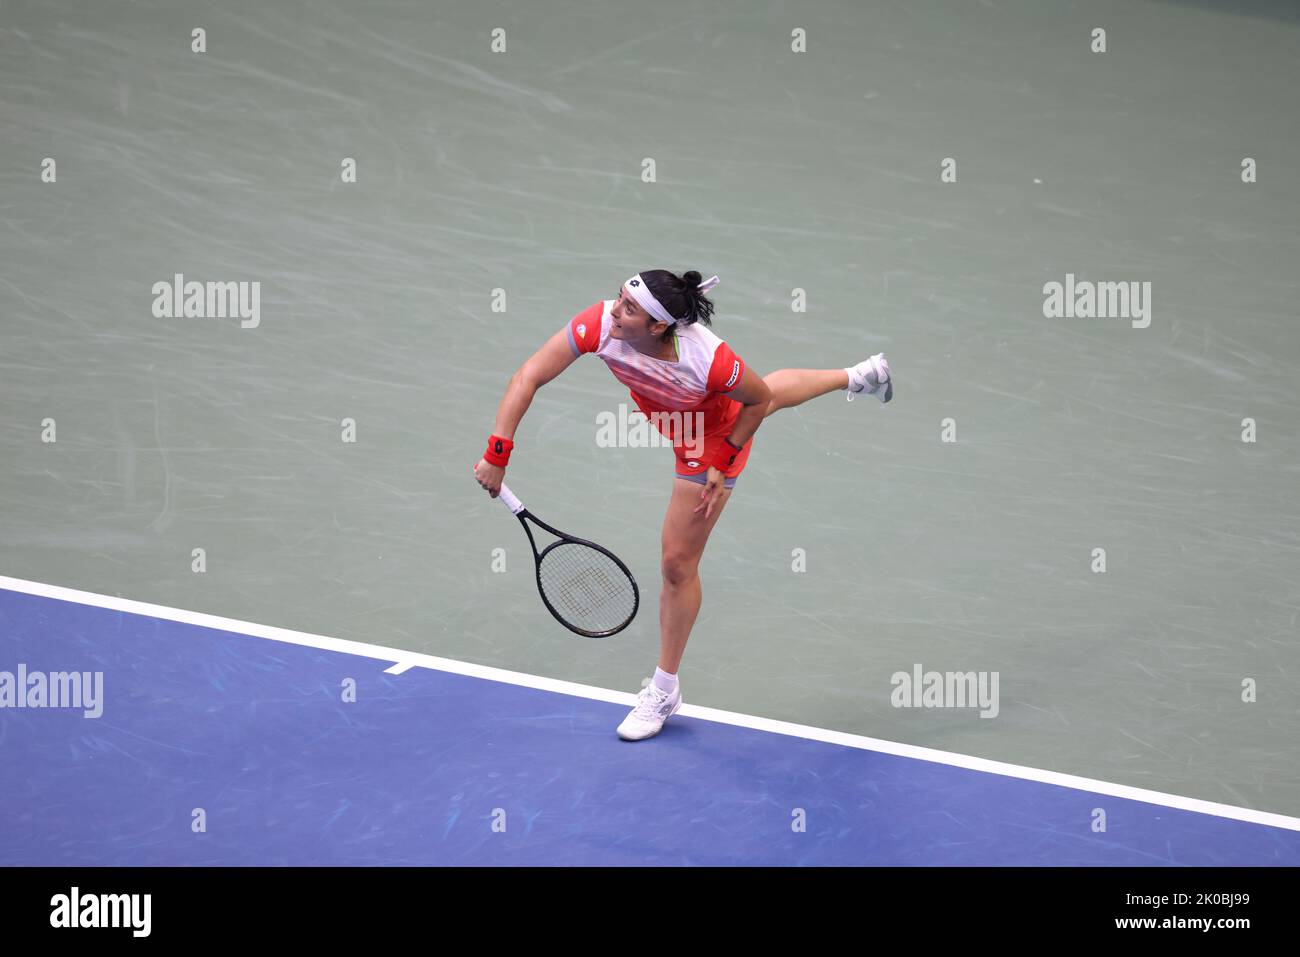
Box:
[724,360,740,389]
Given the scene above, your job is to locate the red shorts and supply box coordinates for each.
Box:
[629,391,753,489]
[673,430,754,489]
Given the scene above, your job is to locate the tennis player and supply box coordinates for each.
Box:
[473,270,892,740]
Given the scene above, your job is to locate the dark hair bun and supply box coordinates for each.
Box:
[636,267,715,331]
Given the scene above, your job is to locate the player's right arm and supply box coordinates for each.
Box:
[473,324,584,498]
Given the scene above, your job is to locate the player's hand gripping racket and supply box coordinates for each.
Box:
[495,482,639,638]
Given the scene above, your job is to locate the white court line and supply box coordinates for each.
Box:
[3,573,1299,835]
[383,661,417,675]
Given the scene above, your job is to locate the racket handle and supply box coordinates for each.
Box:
[496,482,526,515]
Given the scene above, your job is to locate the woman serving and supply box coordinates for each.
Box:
[473,269,892,740]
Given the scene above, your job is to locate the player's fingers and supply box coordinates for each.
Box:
[695,480,717,516]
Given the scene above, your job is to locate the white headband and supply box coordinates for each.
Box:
[623,273,720,326]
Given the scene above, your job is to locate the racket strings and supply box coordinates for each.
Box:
[538,542,636,634]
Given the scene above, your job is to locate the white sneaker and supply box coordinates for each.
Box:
[846,352,892,403]
[617,681,682,740]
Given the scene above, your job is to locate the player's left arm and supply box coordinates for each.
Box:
[721,365,771,449]
[693,346,770,517]
[693,365,770,517]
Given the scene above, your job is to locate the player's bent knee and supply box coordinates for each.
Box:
[661,554,698,587]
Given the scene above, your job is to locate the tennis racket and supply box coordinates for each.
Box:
[495,482,639,638]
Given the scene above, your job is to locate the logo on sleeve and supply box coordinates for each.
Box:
[724,360,740,389]
[576,323,586,339]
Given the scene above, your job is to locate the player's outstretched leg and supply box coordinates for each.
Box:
[762,353,892,417]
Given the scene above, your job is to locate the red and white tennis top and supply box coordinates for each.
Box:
[566,300,747,431]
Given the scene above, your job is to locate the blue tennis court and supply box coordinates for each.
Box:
[3,579,1297,867]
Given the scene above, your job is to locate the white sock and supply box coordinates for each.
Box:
[652,666,678,693]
